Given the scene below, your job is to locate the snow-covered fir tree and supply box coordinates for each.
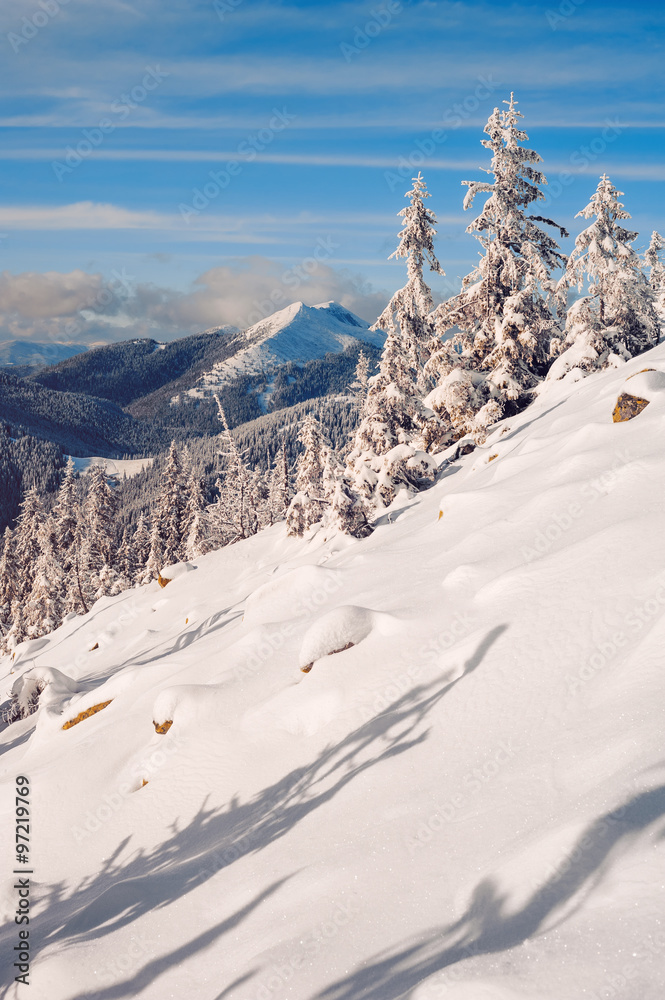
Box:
[267,444,291,525]
[286,414,338,536]
[208,398,256,544]
[24,514,66,638]
[322,473,372,539]
[345,327,437,510]
[348,349,372,410]
[115,527,138,590]
[373,173,445,390]
[183,470,210,560]
[12,486,45,601]
[645,230,665,328]
[53,457,79,561]
[551,174,659,377]
[157,441,188,567]
[83,464,120,598]
[0,529,18,650]
[426,93,567,437]
[133,513,151,570]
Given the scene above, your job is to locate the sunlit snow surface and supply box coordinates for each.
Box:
[2,347,665,1000]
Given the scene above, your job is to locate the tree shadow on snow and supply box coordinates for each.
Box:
[0,625,507,999]
[303,783,665,1000]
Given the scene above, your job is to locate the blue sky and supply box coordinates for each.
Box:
[0,0,663,344]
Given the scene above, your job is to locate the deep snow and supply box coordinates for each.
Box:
[2,345,665,1000]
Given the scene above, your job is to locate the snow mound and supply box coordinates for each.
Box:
[152,684,220,730]
[622,367,665,401]
[243,564,343,627]
[298,605,379,670]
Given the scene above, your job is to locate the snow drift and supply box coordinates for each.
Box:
[2,346,665,1000]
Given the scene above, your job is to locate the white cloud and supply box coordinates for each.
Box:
[0,257,389,345]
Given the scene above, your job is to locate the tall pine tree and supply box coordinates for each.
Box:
[552,174,659,376]
[426,93,567,436]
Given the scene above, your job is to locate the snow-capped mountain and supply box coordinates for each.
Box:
[3,344,665,1000]
[0,339,87,368]
[190,300,385,397]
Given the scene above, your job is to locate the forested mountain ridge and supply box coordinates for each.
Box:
[29,328,239,407]
[0,371,164,456]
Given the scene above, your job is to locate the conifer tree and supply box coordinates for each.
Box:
[426,93,567,436]
[25,514,66,637]
[53,457,79,560]
[183,470,210,560]
[348,350,372,409]
[133,513,151,570]
[345,328,437,509]
[645,230,665,327]
[5,597,27,655]
[286,414,334,536]
[115,527,138,589]
[83,464,119,598]
[373,173,445,388]
[158,441,188,566]
[12,487,45,601]
[213,397,253,542]
[267,444,291,525]
[552,175,659,376]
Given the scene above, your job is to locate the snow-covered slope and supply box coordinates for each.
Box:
[190,301,385,397]
[0,340,87,368]
[2,347,665,1000]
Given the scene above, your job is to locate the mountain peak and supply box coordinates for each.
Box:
[194,300,384,394]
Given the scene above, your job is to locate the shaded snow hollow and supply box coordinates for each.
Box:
[2,345,665,999]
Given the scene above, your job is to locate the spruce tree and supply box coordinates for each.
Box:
[25,514,66,638]
[213,397,253,542]
[133,513,151,570]
[552,175,659,376]
[286,414,334,536]
[345,328,436,509]
[158,441,187,566]
[645,230,665,328]
[13,487,45,601]
[426,93,567,436]
[373,173,445,389]
[267,444,291,525]
[83,464,119,598]
[183,470,210,560]
[348,350,372,410]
